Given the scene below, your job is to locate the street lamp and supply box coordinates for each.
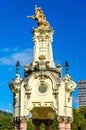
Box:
[65,61,69,74]
[16,61,20,74]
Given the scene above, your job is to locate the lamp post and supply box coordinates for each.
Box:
[16,61,20,74]
[65,61,69,74]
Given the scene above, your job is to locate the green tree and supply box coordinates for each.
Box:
[71,106,86,130]
[40,123,45,130]
[27,119,34,130]
[52,117,58,130]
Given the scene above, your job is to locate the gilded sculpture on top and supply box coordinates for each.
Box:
[27,5,51,29]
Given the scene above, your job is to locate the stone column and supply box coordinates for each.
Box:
[44,119,53,130]
[14,116,27,130]
[15,123,20,130]
[20,122,27,130]
[65,117,72,130]
[57,116,66,130]
[32,119,41,130]
[65,123,71,130]
[58,123,65,130]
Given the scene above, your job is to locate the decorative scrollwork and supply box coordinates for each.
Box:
[9,74,22,93]
[24,84,32,99]
[57,116,73,123]
[13,116,28,123]
[64,74,76,93]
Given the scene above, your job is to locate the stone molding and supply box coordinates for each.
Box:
[13,116,28,123]
[57,116,73,123]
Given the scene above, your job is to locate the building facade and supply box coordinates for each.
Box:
[78,80,86,107]
[9,6,76,130]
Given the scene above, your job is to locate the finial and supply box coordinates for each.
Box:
[16,61,20,74]
[65,61,69,74]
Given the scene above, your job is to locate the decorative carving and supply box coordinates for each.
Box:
[46,61,50,69]
[9,74,22,93]
[53,88,58,99]
[10,82,20,93]
[27,5,50,29]
[67,117,73,123]
[39,55,46,60]
[64,74,76,93]
[20,116,28,122]
[57,116,73,123]
[24,64,31,77]
[56,64,62,77]
[24,84,32,99]
[13,116,28,123]
[53,78,61,99]
[35,61,39,70]
[39,61,46,70]
[57,116,66,123]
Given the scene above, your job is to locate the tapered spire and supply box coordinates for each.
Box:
[27,6,55,69]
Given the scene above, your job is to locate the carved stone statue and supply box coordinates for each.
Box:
[27,5,50,29]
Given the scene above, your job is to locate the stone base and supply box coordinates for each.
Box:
[65,123,71,130]
[15,122,27,130]
[15,123,20,130]
[58,123,65,130]
[20,122,27,130]
[58,122,71,130]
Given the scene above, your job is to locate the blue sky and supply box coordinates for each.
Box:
[0,0,86,112]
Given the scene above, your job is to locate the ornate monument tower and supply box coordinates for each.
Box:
[9,6,76,130]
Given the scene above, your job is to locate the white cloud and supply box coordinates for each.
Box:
[0,48,33,66]
[2,48,10,52]
[5,109,12,113]
[2,47,18,52]
[0,107,12,113]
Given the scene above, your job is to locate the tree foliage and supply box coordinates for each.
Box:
[71,106,86,130]
[0,110,14,130]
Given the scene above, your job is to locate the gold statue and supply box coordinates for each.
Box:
[27,5,50,29]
